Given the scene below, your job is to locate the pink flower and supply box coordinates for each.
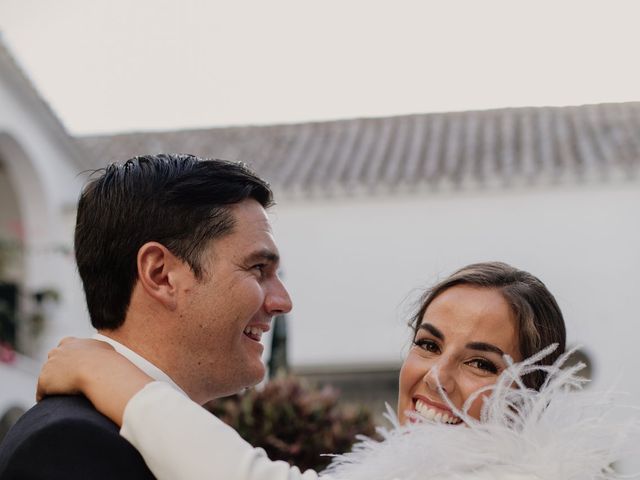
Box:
[0,341,16,364]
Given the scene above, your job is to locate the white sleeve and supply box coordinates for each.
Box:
[120,381,326,480]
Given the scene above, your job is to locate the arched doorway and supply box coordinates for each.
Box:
[0,132,55,357]
[0,148,26,353]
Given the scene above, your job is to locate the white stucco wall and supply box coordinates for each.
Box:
[0,60,90,356]
[270,180,640,397]
[272,179,640,473]
[0,54,90,413]
[0,354,38,414]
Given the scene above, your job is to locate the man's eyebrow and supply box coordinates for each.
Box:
[465,342,505,356]
[418,323,444,341]
[246,249,280,264]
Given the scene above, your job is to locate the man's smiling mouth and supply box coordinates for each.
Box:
[243,326,264,342]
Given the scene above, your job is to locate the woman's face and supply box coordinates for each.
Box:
[398,285,520,425]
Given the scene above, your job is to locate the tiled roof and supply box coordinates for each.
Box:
[78,102,640,195]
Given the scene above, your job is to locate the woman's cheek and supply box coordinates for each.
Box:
[398,353,424,417]
[400,352,428,388]
[460,377,498,420]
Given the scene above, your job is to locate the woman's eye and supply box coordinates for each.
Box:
[467,358,499,374]
[413,338,440,354]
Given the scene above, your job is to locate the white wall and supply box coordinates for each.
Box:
[0,62,90,360]
[271,180,640,399]
[0,57,91,413]
[272,179,640,473]
[0,354,38,414]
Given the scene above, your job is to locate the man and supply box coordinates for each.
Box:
[0,153,292,478]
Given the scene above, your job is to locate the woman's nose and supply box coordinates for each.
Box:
[423,360,456,395]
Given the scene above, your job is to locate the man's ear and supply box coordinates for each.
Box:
[137,242,189,311]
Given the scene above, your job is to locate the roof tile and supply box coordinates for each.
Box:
[78,102,640,194]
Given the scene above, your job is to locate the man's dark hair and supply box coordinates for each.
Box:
[75,153,273,330]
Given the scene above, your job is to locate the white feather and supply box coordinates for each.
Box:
[323,345,640,480]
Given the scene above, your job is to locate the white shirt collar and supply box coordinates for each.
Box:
[93,333,188,397]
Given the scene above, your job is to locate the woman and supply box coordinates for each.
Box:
[37,262,630,479]
[397,261,565,425]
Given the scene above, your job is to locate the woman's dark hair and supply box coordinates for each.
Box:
[75,153,273,331]
[410,262,566,390]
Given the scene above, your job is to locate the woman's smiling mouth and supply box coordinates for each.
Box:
[412,397,462,425]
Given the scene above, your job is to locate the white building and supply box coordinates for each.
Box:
[1,36,640,453]
[0,39,89,421]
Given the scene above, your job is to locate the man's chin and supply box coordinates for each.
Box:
[249,363,267,385]
[202,362,267,400]
[237,362,267,390]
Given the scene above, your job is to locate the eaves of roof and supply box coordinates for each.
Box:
[0,35,85,171]
[78,102,640,197]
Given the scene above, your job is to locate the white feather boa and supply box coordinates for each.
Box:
[324,345,639,480]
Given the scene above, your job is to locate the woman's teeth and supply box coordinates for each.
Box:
[243,326,263,341]
[414,399,461,425]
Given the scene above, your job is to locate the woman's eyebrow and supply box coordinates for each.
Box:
[466,342,504,356]
[418,323,444,340]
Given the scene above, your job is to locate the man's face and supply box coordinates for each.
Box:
[176,199,292,402]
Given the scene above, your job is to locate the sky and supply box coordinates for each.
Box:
[0,0,639,135]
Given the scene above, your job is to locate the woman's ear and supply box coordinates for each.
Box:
[137,242,188,311]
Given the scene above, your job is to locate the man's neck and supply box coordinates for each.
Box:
[96,329,192,399]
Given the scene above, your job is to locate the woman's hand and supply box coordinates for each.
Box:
[37,337,117,401]
[37,337,154,426]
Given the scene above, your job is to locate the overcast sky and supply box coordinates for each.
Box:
[1,0,639,135]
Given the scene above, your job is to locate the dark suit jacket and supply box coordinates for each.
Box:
[0,395,156,479]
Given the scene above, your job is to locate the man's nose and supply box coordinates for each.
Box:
[265,277,293,315]
[423,359,456,395]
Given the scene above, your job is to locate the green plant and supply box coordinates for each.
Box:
[0,235,64,350]
[28,288,61,338]
[206,375,378,472]
[0,283,60,352]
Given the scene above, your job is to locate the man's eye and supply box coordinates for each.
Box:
[413,338,440,354]
[467,358,498,374]
[251,264,267,275]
